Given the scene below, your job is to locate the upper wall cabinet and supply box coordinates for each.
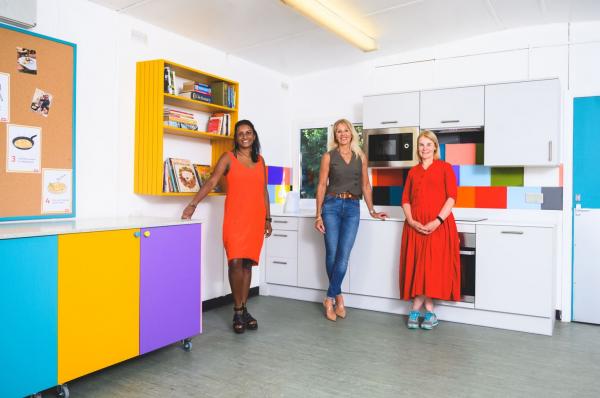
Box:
[420,86,484,129]
[363,92,420,129]
[484,79,560,166]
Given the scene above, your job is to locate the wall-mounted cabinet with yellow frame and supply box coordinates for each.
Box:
[134,59,238,196]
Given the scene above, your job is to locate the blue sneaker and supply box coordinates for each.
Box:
[421,312,438,330]
[407,310,420,329]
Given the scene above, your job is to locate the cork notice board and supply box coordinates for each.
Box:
[0,23,76,221]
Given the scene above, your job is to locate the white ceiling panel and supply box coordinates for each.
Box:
[88,0,600,76]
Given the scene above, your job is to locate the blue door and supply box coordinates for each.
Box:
[0,235,58,397]
[573,96,600,323]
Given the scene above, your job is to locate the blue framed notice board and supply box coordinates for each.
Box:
[0,22,76,222]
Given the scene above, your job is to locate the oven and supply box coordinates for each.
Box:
[459,232,476,303]
[364,127,419,168]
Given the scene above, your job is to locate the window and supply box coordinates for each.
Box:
[300,124,363,199]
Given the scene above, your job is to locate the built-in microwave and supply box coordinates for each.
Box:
[365,127,419,168]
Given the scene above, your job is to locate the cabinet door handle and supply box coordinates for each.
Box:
[143,230,151,238]
[460,250,476,256]
[273,220,288,224]
[548,140,552,162]
[273,261,287,265]
[501,231,524,235]
[274,234,288,237]
[441,120,460,124]
[381,120,398,124]
[133,231,141,238]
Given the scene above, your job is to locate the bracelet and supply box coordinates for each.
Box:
[369,209,376,214]
[265,217,272,222]
[436,216,444,224]
[188,203,197,208]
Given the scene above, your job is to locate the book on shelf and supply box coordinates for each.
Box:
[179,91,212,103]
[210,81,235,108]
[206,112,231,135]
[163,108,198,131]
[164,66,176,95]
[193,164,226,193]
[182,82,211,94]
[164,158,200,193]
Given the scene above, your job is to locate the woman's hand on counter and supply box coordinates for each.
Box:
[370,211,388,220]
[315,218,325,234]
[181,204,196,220]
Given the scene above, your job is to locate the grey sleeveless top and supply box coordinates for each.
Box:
[326,149,362,197]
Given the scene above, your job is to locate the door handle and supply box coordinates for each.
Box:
[501,231,524,235]
[381,121,398,124]
[460,250,476,256]
[133,231,140,238]
[441,120,460,124]
[273,261,288,265]
[273,220,288,224]
[143,230,151,238]
[273,234,288,237]
[548,140,552,162]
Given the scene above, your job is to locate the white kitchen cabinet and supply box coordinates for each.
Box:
[420,86,484,129]
[363,92,420,129]
[297,218,349,292]
[348,220,403,299]
[475,224,554,318]
[264,217,298,286]
[484,79,560,166]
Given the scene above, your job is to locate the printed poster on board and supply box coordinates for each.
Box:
[0,72,9,122]
[41,168,72,214]
[6,124,41,173]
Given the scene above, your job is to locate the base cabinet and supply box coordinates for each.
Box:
[349,221,403,299]
[1,236,58,398]
[475,224,554,317]
[140,224,201,354]
[58,229,140,383]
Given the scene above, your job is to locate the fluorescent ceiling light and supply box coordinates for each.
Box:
[281,0,378,52]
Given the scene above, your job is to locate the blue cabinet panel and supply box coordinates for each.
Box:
[0,236,58,398]
[574,96,600,209]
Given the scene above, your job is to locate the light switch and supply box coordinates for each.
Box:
[525,192,544,204]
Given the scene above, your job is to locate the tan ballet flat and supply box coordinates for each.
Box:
[323,298,336,321]
[335,295,346,318]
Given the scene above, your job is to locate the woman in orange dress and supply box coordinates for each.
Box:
[182,120,272,334]
[400,130,460,330]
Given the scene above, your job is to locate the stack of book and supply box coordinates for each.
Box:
[180,81,212,103]
[163,108,198,130]
[164,158,199,193]
[164,66,176,95]
[210,81,236,108]
[206,112,231,136]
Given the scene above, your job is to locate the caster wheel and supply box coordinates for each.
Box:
[28,393,42,398]
[57,384,70,398]
[182,338,192,351]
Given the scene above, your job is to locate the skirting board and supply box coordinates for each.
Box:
[262,283,554,336]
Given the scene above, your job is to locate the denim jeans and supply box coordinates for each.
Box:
[322,196,360,298]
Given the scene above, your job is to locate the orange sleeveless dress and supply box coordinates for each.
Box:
[222,152,267,265]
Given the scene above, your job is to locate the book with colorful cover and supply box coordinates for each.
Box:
[169,158,199,192]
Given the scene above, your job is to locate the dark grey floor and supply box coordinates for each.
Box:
[60,296,600,398]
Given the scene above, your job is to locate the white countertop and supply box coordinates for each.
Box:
[0,217,202,240]
[271,209,556,228]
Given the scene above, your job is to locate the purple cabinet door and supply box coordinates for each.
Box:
[140,224,201,354]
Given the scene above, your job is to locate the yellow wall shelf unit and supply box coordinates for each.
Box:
[134,59,238,196]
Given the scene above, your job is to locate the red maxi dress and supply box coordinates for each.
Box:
[399,159,461,301]
[222,152,266,265]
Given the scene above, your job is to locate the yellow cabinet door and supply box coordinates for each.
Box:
[58,229,140,383]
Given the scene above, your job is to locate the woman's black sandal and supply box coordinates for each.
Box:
[233,306,245,334]
[242,304,258,330]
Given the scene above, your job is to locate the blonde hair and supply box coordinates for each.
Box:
[328,118,363,158]
[416,130,441,162]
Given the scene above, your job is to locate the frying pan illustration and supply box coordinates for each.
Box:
[12,135,37,150]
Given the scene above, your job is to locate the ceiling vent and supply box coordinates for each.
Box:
[0,0,37,29]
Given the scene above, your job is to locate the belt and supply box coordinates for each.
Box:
[328,192,360,200]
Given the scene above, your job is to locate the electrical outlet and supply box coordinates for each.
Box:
[525,192,544,204]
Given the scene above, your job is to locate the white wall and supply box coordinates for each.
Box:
[31,0,291,300]
[289,21,600,321]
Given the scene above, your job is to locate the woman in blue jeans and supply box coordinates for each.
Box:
[315,119,388,321]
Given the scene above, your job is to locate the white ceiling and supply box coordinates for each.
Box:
[89,0,600,76]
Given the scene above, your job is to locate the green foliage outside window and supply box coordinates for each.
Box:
[300,124,363,199]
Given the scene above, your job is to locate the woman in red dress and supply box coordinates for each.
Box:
[182,120,272,334]
[400,130,460,330]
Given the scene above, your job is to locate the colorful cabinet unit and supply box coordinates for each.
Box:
[1,236,58,398]
[0,220,202,398]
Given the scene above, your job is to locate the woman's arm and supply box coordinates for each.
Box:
[314,153,330,233]
[263,158,272,238]
[360,153,387,220]
[181,153,230,219]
